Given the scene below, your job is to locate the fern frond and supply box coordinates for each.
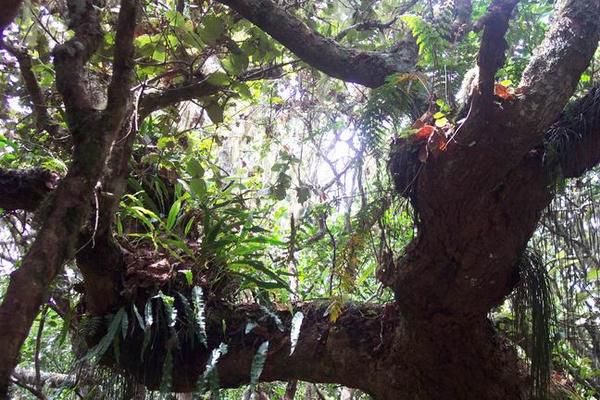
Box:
[358,73,427,156]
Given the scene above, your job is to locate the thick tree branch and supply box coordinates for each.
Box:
[216,0,417,87]
[52,0,104,124]
[139,80,222,119]
[0,0,22,37]
[138,62,289,118]
[0,0,138,395]
[517,0,600,135]
[103,0,137,120]
[0,168,59,212]
[112,302,525,399]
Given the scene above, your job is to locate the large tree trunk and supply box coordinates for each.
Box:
[0,0,599,398]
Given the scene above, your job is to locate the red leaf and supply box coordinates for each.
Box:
[415,125,435,139]
[494,83,514,100]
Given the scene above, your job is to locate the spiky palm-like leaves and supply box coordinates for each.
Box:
[512,248,556,399]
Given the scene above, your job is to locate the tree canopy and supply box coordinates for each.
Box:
[0,0,599,399]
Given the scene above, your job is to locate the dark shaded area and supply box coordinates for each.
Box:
[0,168,59,211]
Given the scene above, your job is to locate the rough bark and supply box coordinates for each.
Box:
[381,0,599,320]
[139,80,224,119]
[215,0,417,87]
[0,0,137,395]
[115,303,527,400]
[518,0,600,133]
[1,0,600,398]
[0,168,58,211]
[0,0,23,37]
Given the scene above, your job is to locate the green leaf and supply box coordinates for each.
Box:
[196,343,228,394]
[154,291,177,327]
[180,269,193,285]
[190,178,207,200]
[144,299,154,329]
[121,311,129,339]
[223,52,249,75]
[233,82,252,99]
[160,349,173,393]
[207,72,230,86]
[295,186,311,203]
[85,307,126,361]
[435,117,448,127]
[260,305,284,331]
[200,15,226,44]
[187,159,205,178]
[205,102,224,124]
[234,272,287,290]
[166,200,182,231]
[133,304,145,330]
[231,260,291,291]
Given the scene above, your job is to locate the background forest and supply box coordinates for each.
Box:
[0,0,598,398]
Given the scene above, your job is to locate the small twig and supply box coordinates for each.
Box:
[34,306,47,391]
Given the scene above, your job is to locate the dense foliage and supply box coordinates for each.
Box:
[0,0,598,398]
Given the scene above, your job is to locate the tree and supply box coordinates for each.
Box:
[0,0,598,398]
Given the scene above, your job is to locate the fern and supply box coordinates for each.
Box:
[359,73,427,156]
[401,14,451,66]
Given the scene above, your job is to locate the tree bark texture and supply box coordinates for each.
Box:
[0,0,599,399]
[0,0,138,396]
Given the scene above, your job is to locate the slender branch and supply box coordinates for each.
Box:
[139,79,222,119]
[216,0,417,87]
[33,307,47,391]
[335,18,396,42]
[9,377,46,400]
[139,62,292,118]
[0,42,63,138]
[474,0,519,107]
[11,367,76,389]
[283,380,298,400]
